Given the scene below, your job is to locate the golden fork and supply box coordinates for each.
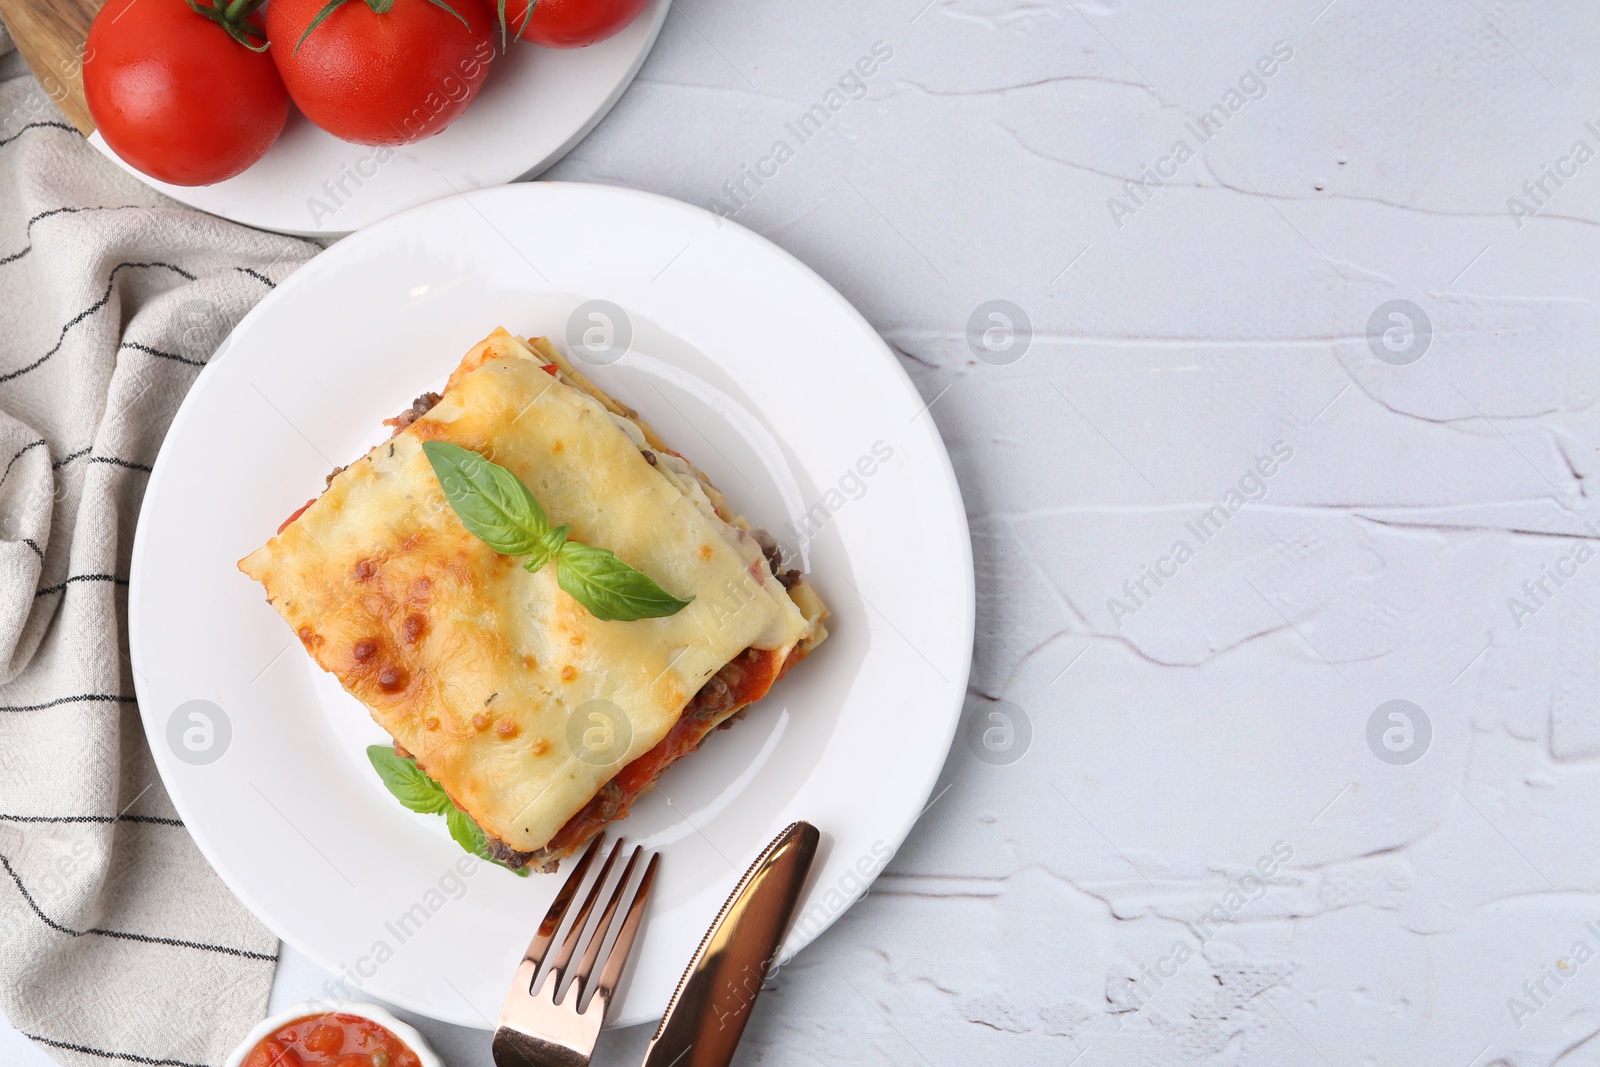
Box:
[492,835,660,1067]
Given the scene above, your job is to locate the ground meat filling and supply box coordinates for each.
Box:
[485,835,537,869]
[751,529,802,589]
[384,391,442,436]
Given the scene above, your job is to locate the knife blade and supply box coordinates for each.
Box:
[640,820,820,1067]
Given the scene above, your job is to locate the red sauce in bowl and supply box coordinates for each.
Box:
[242,1013,422,1067]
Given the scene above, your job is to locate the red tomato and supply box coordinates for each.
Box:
[503,0,652,48]
[266,0,495,145]
[304,1023,344,1054]
[243,1041,304,1067]
[83,0,288,186]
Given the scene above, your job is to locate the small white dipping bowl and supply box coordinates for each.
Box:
[224,1000,443,1067]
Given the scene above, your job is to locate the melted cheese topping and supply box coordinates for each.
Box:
[239,329,814,851]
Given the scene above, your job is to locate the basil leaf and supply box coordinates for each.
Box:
[368,745,530,876]
[422,441,551,556]
[556,540,695,621]
[445,804,529,876]
[422,441,686,626]
[366,745,451,815]
[446,804,487,856]
[523,524,570,577]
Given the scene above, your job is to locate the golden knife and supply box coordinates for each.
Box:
[640,821,820,1067]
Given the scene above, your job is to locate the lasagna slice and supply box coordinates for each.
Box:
[240,328,827,871]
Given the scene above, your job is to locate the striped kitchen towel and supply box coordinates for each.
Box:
[0,33,320,1067]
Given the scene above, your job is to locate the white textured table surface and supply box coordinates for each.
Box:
[11,0,1600,1064]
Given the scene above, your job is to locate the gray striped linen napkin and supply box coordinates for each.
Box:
[0,31,321,1067]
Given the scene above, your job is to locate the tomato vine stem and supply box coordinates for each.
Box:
[294,0,472,54]
[185,0,271,51]
[495,0,537,49]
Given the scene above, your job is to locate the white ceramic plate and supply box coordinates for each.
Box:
[91,1,668,237]
[129,182,974,1029]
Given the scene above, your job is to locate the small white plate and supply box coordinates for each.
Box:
[129,182,974,1028]
[91,1,669,237]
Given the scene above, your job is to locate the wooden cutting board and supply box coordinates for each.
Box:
[0,0,103,134]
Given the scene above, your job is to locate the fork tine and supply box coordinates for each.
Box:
[592,851,660,1005]
[547,837,625,984]
[515,833,605,987]
[570,845,643,1004]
